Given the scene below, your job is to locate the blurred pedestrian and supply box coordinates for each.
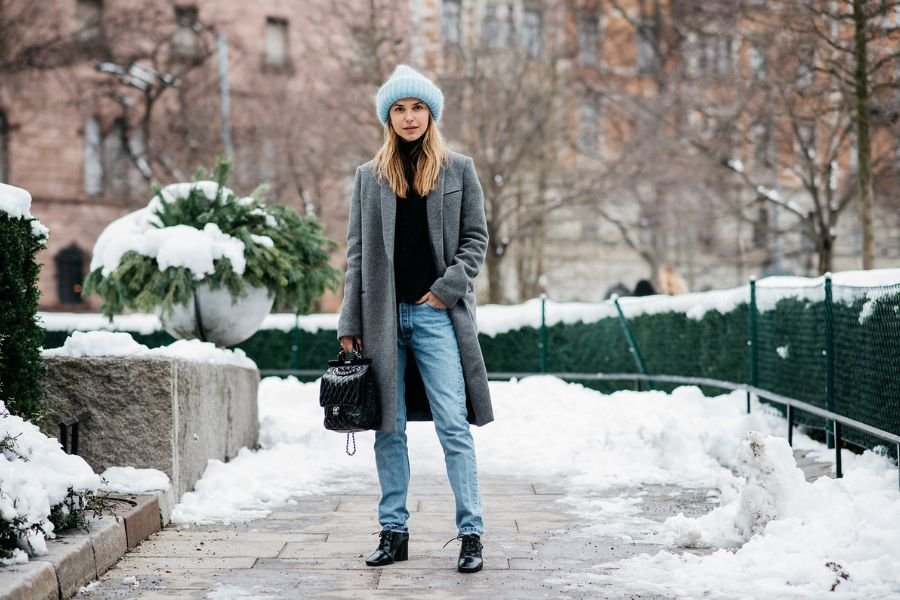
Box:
[657,265,688,295]
[633,279,656,296]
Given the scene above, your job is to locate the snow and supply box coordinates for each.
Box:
[0,183,49,239]
[37,269,900,340]
[0,401,101,561]
[157,180,228,204]
[172,377,800,523]
[100,466,170,494]
[89,208,246,280]
[42,331,257,369]
[776,345,789,359]
[37,312,163,335]
[249,234,274,248]
[601,440,900,599]
[169,376,900,597]
[77,581,101,594]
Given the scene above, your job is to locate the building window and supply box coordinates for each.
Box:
[522,4,542,57]
[636,18,656,73]
[577,11,599,65]
[84,117,103,196]
[55,244,86,305]
[173,5,199,56]
[103,119,130,199]
[442,0,462,46]
[265,17,289,66]
[76,0,103,44]
[688,33,733,77]
[483,3,513,49]
[796,49,816,88]
[578,97,600,153]
[753,205,769,249]
[749,44,766,80]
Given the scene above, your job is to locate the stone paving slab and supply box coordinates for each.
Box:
[77,474,723,600]
[25,449,835,600]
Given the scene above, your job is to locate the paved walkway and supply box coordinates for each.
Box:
[81,451,830,600]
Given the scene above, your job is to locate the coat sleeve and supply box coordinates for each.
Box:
[430,157,489,309]
[337,167,363,339]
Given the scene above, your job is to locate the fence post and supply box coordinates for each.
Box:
[539,294,547,373]
[291,313,301,371]
[614,296,651,390]
[747,278,758,415]
[834,420,843,478]
[825,273,835,449]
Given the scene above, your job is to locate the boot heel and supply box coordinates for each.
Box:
[396,540,409,561]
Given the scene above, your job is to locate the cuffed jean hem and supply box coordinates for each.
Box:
[458,527,484,536]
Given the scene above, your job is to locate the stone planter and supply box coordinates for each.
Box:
[160,283,274,347]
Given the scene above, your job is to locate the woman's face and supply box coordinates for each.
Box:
[389,98,430,142]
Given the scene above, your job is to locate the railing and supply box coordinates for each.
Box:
[261,276,900,489]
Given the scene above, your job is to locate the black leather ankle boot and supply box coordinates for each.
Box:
[365,530,409,566]
[457,534,483,573]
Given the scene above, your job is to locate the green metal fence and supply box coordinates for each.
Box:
[41,277,900,456]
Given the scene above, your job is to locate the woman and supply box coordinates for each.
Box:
[337,65,493,574]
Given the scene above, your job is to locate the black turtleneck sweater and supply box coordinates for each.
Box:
[394,138,438,304]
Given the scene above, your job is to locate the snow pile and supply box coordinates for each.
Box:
[0,182,49,239]
[604,437,900,598]
[43,330,148,357]
[0,401,101,565]
[89,206,246,280]
[100,467,170,494]
[734,432,808,538]
[42,331,257,369]
[171,376,793,524]
[660,432,808,548]
[172,376,373,523]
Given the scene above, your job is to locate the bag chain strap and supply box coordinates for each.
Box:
[345,432,357,456]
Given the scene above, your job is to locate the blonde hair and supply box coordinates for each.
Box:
[373,115,450,198]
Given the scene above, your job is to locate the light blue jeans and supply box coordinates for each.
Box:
[374,302,484,536]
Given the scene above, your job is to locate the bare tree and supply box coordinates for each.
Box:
[0,0,89,74]
[793,0,900,268]
[86,3,220,186]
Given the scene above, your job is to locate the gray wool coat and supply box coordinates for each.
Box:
[337,151,494,433]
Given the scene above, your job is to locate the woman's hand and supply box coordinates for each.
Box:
[340,336,363,353]
[416,291,447,310]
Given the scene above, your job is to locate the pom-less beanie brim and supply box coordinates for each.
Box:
[376,65,444,125]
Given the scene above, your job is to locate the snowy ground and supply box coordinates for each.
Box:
[168,376,900,599]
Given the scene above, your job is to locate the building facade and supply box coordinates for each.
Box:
[2,0,897,312]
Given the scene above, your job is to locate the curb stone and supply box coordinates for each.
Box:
[0,490,170,600]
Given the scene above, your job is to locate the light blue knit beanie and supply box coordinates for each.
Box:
[375,65,444,125]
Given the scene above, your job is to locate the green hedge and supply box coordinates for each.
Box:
[1,215,46,422]
[41,283,900,452]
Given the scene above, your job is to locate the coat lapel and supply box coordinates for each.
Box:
[426,168,445,270]
[380,178,395,263]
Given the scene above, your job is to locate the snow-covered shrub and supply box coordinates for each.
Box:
[0,400,101,565]
[0,184,49,422]
[83,159,340,319]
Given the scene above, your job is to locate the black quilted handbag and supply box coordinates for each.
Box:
[319,350,381,455]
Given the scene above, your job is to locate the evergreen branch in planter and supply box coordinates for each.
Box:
[83,160,341,319]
